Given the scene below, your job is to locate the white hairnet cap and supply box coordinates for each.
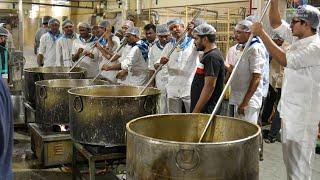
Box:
[78,22,91,30]
[272,34,283,40]
[156,24,170,35]
[98,20,111,28]
[62,20,73,27]
[245,15,258,23]
[123,20,134,28]
[193,23,216,35]
[0,27,8,37]
[126,27,140,36]
[235,20,253,32]
[295,5,320,29]
[193,18,207,27]
[167,18,184,28]
[48,18,60,26]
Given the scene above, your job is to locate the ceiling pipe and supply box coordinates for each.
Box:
[0,1,95,9]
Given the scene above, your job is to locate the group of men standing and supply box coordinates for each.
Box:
[1,0,319,178]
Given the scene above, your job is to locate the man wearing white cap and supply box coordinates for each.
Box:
[37,18,62,67]
[95,20,120,83]
[229,20,265,124]
[56,20,77,67]
[252,1,320,179]
[34,16,51,54]
[190,24,225,113]
[157,18,199,113]
[115,20,134,41]
[149,24,171,113]
[72,22,100,78]
[102,27,149,86]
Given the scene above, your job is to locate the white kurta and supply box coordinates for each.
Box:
[274,22,320,180]
[38,32,61,67]
[99,36,121,83]
[72,37,100,78]
[157,37,199,113]
[148,42,168,113]
[56,34,77,67]
[121,41,149,86]
[117,44,133,85]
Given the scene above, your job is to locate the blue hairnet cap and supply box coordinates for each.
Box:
[0,27,8,37]
[167,18,184,28]
[98,20,111,28]
[48,18,60,26]
[156,24,170,35]
[62,19,73,27]
[295,5,320,29]
[78,22,91,30]
[126,27,140,36]
[235,20,253,32]
[193,23,216,35]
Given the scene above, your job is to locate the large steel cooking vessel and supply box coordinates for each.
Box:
[126,114,261,180]
[35,79,108,126]
[68,85,160,147]
[24,67,86,107]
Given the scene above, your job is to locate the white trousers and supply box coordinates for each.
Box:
[282,120,317,180]
[168,96,191,113]
[233,105,260,124]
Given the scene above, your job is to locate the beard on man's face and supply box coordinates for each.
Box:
[196,44,205,51]
[0,41,6,47]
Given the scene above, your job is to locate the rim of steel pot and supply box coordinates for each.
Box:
[23,67,86,74]
[126,113,261,145]
[35,79,108,88]
[68,85,161,98]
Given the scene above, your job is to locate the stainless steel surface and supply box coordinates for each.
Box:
[199,0,272,142]
[68,85,160,146]
[24,102,35,123]
[35,79,108,126]
[24,67,86,107]
[11,94,24,124]
[126,114,261,180]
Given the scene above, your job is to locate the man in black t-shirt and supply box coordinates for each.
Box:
[190,24,225,113]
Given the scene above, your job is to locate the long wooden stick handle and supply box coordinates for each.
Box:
[198,0,272,143]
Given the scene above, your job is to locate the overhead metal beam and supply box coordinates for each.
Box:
[0,1,95,9]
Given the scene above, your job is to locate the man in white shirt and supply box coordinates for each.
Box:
[158,18,199,113]
[34,16,51,54]
[95,20,121,83]
[252,1,320,179]
[56,20,77,67]
[72,22,99,78]
[101,27,149,86]
[149,24,171,113]
[229,20,265,124]
[37,18,62,67]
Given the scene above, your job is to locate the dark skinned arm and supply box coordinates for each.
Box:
[192,76,217,113]
[269,0,282,28]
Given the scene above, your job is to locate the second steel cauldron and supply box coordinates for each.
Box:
[35,79,108,126]
[68,85,160,147]
[24,67,86,107]
[126,114,261,180]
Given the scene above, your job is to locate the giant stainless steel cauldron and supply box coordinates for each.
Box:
[126,114,261,180]
[68,85,160,146]
[24,67,86,107]
[35,79,108,126]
